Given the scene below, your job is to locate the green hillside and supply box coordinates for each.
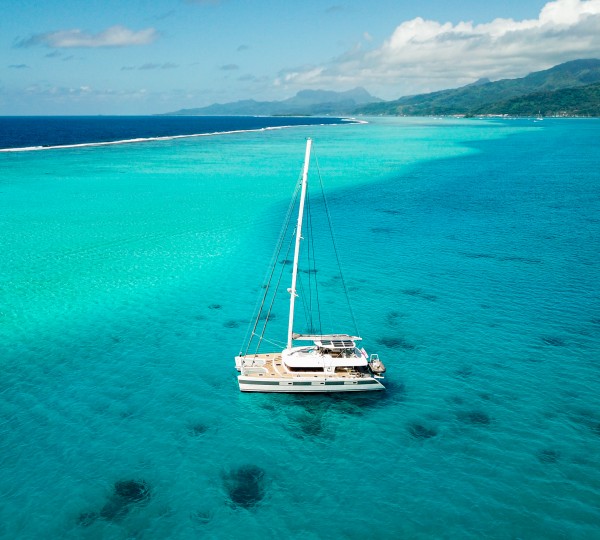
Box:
[471,82,600,116]
[357,59,600,116]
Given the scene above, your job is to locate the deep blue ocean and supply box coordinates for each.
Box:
[1,116,599,539]
[0,115,350,150]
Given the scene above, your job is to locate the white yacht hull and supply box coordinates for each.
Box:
[238,375,385,393]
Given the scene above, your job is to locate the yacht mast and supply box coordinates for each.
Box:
[287,138,312,349]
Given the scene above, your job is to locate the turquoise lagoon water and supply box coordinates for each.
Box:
[1,118,599,539]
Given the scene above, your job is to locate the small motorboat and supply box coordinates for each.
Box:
[369,354,386,374]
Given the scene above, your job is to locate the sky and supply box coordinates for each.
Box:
[2,0,600,114]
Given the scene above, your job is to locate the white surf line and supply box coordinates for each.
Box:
[0,119,363,153]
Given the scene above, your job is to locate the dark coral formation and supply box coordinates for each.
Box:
[537,449,560,463]
[191,510,213,524]
[100,479,151,520]
[224,465,266,509]
[113,479,150,503]
[454,365,473,378]
[188,422,208,436]
[499,255,541,264]
[285,398,330,438]
[402,288,437,301]
[78,479,151,526]
[458,410,491,426]
[385,310,404,327]
[461,252,496,259]
[77,512,99,527]
[541,335,566,347]
[297,412,325,437]
[408,422,437,440]
[377,336,415,350]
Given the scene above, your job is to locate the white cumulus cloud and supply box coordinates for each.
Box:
[17,25,158,48]
[276,0,600,98]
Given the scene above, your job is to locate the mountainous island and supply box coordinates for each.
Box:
[162,59,600,117]
[358,58,600,117]
[162,87,381,116]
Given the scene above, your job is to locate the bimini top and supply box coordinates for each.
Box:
[292,333,361,349]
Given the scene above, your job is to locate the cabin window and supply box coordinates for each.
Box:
[288,366,324,373]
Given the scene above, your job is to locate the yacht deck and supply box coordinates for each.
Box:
[238,353,366,379]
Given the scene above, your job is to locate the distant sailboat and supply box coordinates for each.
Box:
[234,138,386,393]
